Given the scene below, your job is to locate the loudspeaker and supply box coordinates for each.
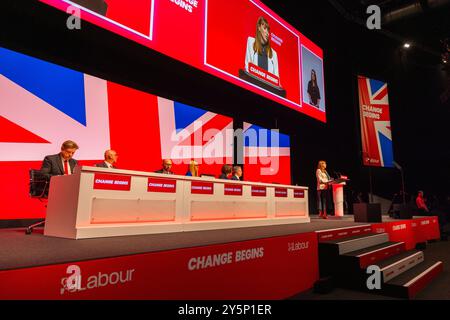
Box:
[392,204,413,219]
[353,203,382,222]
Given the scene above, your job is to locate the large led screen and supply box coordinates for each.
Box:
[41,0,327,122]
[0,47,233,219]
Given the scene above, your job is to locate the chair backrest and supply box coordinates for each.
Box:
[29,169,49,199]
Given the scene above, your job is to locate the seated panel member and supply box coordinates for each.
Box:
[231,166,243,181]
[40,140,79,179]
[416,190,447,233]
[416,191,430,215]
[95,150,118,169]
[186,160,200,177]
[155,159,174,175]
[218,164,232,179]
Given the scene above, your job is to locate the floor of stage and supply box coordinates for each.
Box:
[0,215,430,271]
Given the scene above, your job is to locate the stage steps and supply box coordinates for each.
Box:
[377,250,424,282]
[318,229,443,299]
[320,233,389,255]
[341,241,405,269]
[383,260,443,299]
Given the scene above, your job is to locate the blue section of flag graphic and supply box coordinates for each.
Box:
[0,47,86,125]
[244,124,290,148]
[173,101,208,133]
[369,78,385,96]
[378,131,394,167]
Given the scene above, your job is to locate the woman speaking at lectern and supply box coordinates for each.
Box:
[316,160,332,219]
[244,16,279,79]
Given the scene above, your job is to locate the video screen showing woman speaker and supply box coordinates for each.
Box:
[205,1,302,104]
[301,46,326,112]
[241,17,283,94]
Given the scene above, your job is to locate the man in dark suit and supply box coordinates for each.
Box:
[40,140,79,179]
[155,159,174,174]
[231,166,243,181]
[95,150,118,169]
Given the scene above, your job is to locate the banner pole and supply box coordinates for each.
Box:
[369,166,374,203]
[401,168,406,205]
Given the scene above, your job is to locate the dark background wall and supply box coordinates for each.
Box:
[1,0,449,206]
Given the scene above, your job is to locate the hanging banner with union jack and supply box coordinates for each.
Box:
[357,75,394,168]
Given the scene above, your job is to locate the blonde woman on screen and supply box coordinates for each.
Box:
[245,16,279,78]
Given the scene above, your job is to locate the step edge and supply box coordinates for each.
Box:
[356,242,404,258]
[339,236,390,255]
[338,233,388,245]
[316,224,372,234]
[404,261,443,287]
[380,251,423,272]
[382,254,424,283]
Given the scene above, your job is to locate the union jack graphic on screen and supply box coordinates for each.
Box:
[242,122,291,184]
[0,47,233,219]
[0,47,111,161]
[157,98,234,165]
[358,75,394,168]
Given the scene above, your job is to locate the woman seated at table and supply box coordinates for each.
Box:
[186,160,200,177]
[218,164,232,179]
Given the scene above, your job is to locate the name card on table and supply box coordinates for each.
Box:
[251,186,266,197]
[275,188,288,197]
[294,190,305,198]
[224,184,243,196]
[93,173,131,191]
[148,178,176,193]
[191,181,214,195]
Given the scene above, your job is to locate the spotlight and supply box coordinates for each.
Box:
[403,43,411,49]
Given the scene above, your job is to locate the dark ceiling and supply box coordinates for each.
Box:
[262,0,449,62]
